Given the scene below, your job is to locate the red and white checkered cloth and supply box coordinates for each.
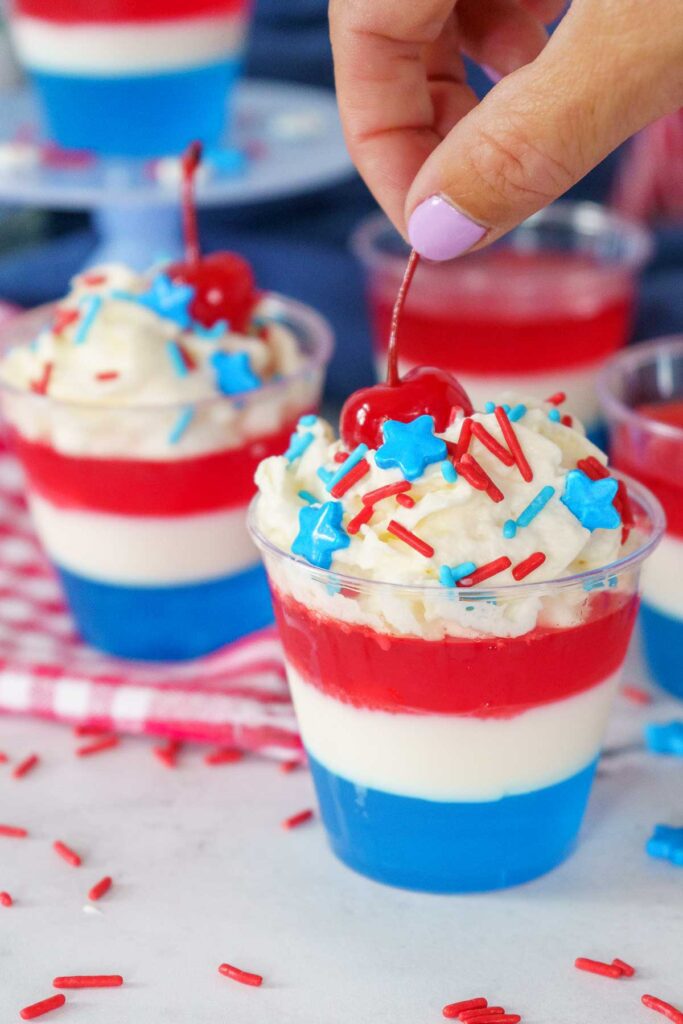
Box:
[0,444,301,758]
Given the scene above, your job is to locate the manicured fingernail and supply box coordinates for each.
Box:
[408,195,486,262]
[481,64,502,84]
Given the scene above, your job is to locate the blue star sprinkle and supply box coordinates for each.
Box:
[115,273,195,329]
[646,824,683,867]
[210,351,261,396]
[375,415,447,481]
[193,319,229,339]
[560,469,620,531]
[645,721,683,757]
[292,500,350,570]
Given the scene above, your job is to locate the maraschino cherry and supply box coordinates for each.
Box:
[340,250,473,449]
[168,142,259,333]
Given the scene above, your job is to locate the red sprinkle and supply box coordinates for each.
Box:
[95,370,120,382]
[30,362,54,396]
[577,456,609,481]
[575,957,622,978]
[282,808,314,830]
[458,556,512,588]
[561,414,573,428]
[53,976,122,989]
[612,958,635,977]
[330,458,371,498]
[455,417,473,461]
[218,963,263,987]
[362,481,412,506]
[396,492,415,508]
[81,273,107,286]
[615,478,635,544]
[20,994,66,1020]
[204,748,244,766]
[153,739,182,768]
[0,824,28,838]
[459,453,504,502]
[279,758,304,773]
[178,342,197,371]
[73,724,109,737]
[53,840,82,868]
[347,504,374,535]
[88,876,112,901]
[76,736,119,758]
[459,1008,505,1021]
[52,307,79,334]
[0,891,13,906]
[471,422,515,466]
[546,391,566,405]
[478,1017,521,1023]
[0,751,7,762]
[495,407,533,482]
[12,754,39,780]
[512,551,546,581]
[386,520,435,559]
[642,995,683,1023]
[621,684,651,705]
[334,451,349,463]
[443,999,487,1019]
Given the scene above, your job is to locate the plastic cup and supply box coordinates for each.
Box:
[10,0,252,157]
[599,337,683,698]
[250,482,663,892]
[352,202,652,443]
[0,296,332,661]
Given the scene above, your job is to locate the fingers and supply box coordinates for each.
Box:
[458,0,549,76]
[406,0,683,261]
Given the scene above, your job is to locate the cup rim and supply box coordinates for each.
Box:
[597,335,683,443]
[248,469,665,599]
[351,200,654,273]
[0,292,334,414]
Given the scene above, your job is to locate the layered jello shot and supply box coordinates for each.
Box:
[251,375,662,891]
[599,337,683,698]
[10,0,251,156]
[0,259,331,661]
[353,203,651,442]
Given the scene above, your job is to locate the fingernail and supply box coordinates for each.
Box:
[408,195,486,262]
[480,64,502,84]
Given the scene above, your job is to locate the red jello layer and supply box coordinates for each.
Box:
[612,402,683,537]
[16,0,249,23]
[10,418,299,516]
[273,588,637,717]
[372,296,631,375]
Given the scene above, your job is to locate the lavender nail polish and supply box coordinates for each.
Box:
[407,195,486,262]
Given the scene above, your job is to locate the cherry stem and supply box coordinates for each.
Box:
[387,249,419,387]
[181,140,203,269]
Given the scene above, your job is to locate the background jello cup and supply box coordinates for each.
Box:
[10,0,252,157]
[250,482,663,892]
[353,202,652,443]
[599,337,683,699]
[0,296,331,662]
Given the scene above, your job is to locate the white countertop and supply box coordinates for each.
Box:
[2,643,682,1024]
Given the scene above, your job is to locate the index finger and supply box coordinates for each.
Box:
[329,0,471,230]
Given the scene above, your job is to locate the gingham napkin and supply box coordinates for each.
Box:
[0,445,300,758]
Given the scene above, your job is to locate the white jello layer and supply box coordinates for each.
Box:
[29,493,258,586]
[12,14,247,75]
[286,661,621,802]
[375,356,605,427]
[640,531,683,621]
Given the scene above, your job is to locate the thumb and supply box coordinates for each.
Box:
[406,0,683,261]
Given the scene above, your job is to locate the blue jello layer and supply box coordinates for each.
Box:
[641,602,683,700]
[309,755,598,892]
[57,562,273,661]
[30,60,241,156]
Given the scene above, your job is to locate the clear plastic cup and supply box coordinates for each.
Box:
[0,296,332,661]
[10,0,252,157]
[352,202,652,443]
[249,480,663,892]
[599,337,683,698]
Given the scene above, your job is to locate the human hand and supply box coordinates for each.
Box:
[330,0,683,260]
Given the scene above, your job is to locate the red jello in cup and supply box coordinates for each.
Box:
[353,202,651,442]
[599,336,683,698]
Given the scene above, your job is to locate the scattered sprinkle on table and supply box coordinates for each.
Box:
[282,809,314,830]
[574,957,623,978]
[218,963,263,987]
[88,876,112,901]
[53,976,123,989]
[204,748,244,766]
[12,754,39,780]
[19,994,66,1020]
[642,994,683,1023]
[0,824,28,838]
[443,999,488,1019]
[75,736,119,758]
[53,840,82,868]
[0,891,13,906]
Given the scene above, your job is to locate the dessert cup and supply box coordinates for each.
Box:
[599,337,683,698]
[250,480,663,892]
[10,0,252,156]
[0,296,331,661]
[353,202,651,444]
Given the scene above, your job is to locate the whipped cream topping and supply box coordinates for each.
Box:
[0,264,318,458]
[254,398,632,638]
